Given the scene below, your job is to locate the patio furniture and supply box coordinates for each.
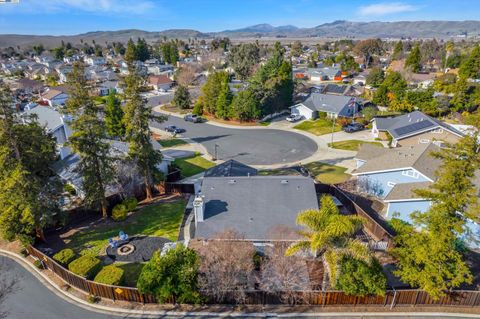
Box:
[108,238,118,248]
[119,231,128,241]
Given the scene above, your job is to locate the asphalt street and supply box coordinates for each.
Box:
[151,112,318,165]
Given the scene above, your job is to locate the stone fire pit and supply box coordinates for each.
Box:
[106,236,171,262]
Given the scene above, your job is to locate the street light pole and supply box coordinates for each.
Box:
[331,116,335,148]
[214,144,219,161]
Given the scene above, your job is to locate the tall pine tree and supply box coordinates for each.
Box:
[123,61,166,200]
[104,90,125,138]
[65,62,114,218]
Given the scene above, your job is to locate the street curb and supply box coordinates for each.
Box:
[1,249,479,318]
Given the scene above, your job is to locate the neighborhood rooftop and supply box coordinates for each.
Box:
[194,176,319,241]
[354,143,442,180]
[373,111,464,140]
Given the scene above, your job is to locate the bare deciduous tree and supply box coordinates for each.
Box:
[261,243,311,305]
[196,230,255,304]
[175,64,197,87]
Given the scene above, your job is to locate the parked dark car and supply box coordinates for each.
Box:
[342,122,364,133]
[165,125,186,134]
[184,114,202,123]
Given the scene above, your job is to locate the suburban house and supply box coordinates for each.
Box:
[290,93,364,119]
[191,175,319,243]
[84,56,106,66]
[352,142,480,248]
[148,74,173,91]
[307,66,342,82]
[352,143,441,200]
[372,111,464,147]
[40,88,69,107]
[22,105,72,159]
[14,78,43,94]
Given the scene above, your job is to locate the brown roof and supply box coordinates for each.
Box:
[41,89,64,100]
[148,75,172,86]
[17,78,43,90]
[384,181,432,201]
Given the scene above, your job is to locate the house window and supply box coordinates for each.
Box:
[402,170,419,179]
[387,181,396,188]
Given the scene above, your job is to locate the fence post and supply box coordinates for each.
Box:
[111,286,116,302]
[414,290,420,307]
[390,289,398,309]
[473,291,480,307]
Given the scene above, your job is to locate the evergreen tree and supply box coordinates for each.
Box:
[392,41,404,60]
[104,91,125,138]
[0,84,60,243]
[215,78,233,119]
[65,62,114,218]
[172,85,191,110]
[231,89,260,121]
[125,38,137,64]
[392,134,480,299]
[200,71,229,115]
[135,38,150,62]
[123,61,166,200]
[459,46,480,79]
[405,44,422,72]
[228,43,260,80]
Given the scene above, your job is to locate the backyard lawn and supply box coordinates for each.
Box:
[157,138,188,148]
[173,154,215,177]
[294,118,342,136]
[117,262,145,287]
[304,162,351,184]
[258,168,300,176]
[328,140,384,151]
[65,200,186,257]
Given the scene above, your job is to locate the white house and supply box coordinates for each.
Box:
[290,93,363,120]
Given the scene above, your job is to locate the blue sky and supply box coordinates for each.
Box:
[0,0,479,35]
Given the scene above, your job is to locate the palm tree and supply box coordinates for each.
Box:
[286,195,371,289]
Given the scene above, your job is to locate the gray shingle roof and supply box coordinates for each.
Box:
[203,159,257,178]
[354,143,442,180]
[23,106,64,132]
[298,93,361,116]
[195,176,319,241]
[374,111,464,140]
[384,181,432,201]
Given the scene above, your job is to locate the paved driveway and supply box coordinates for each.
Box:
[151,112,318,166]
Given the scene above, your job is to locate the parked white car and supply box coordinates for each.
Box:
[286,114,303,122]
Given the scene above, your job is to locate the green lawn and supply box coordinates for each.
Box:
[157,138,188,148]
[117,263,145,287]
[304,162,351,184]
[294,118,342,136]
[173,154,215,178]
[258,168,300,176]
[65,200,186,257]
[328,140,384,151]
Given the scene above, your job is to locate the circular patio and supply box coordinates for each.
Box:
[106,236,171,263]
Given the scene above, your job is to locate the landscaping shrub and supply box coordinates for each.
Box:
[64,183,77,195]
[68,256,102,279]
[318,111,327,119]
[94,265,124,285]
[123,198,138,212]
[20,248,28,257]
[336,258,386,296]
[33,259,43,269]
[53,248,76,266]
[112,204,128,221]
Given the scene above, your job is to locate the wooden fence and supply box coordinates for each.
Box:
[315,183,394,247]
[26,245,480,307]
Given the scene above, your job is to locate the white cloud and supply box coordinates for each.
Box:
[358,2,417,17]
[2,0,155,15]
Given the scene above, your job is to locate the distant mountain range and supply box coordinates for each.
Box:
[1,20,479,48]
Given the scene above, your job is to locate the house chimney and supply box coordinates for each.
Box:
[193,195,205,226]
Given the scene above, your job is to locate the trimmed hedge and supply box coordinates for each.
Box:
[112,204,128,221]
[123,197,138,211]
[68,256,102,279]
[53,248,76,266]
[94,265,124,285]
